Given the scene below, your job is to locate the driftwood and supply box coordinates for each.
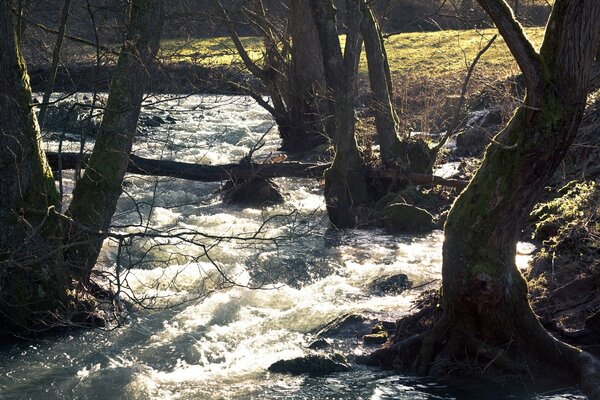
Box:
[45,152,468,189]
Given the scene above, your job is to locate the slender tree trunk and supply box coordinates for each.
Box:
[37,0,72,129]
[414,0,600,395]
[65,0,164,283]
[359,0,402,166]
[310,0,370,228]
[0,0,67,335]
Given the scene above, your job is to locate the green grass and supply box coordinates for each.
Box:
[159,27,545,78]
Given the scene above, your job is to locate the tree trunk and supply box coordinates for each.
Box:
[359,0,402,166]
[0,0,67,335]
[37,0,72,129]
[282,0,331,151]
[65,0,164,283]
[415,0,600,395]
[310,0,370,228]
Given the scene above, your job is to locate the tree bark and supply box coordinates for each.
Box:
[65,0,164,283]
[284,0,332,151]
[416,0,600,394]
[37,0,72,129]
[0,0,67,335]
[359,0,402,166]
[310,0,370,228]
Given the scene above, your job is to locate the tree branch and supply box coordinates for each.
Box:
[212,0,268,81]
[476,0,543,91]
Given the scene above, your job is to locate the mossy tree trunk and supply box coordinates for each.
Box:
[65,0,164,284]
[408,0,600,395]
[310,0,370,228]
[0,0,68,335]
[359,0,403,167]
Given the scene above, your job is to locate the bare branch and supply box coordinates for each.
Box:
[476,0,543,90]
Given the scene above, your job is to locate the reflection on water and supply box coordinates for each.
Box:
[0,95,581,400]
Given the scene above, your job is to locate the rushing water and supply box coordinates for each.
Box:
[0,95,584,399]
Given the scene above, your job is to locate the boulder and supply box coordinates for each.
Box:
[268,354,350,376]
[314,314,372,339]
[222,178,284,205]
[307,338,330,350]
[382,203,434,233]
[455,124,500,156]
[369,273,412,296]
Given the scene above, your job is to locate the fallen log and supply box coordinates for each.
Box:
[45,152,467,189]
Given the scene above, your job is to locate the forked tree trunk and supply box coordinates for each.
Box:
[284,0,331,151]
[359,0,402,166]
[310,0,370,228]
[65,0,164,283]
[412,0,600,395]
[0,0,67,335]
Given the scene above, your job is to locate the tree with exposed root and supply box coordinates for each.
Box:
[370,0,600,396]
[310,0,371,228]
[0,0,69,336]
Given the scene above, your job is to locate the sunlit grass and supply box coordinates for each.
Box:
[158,27,545,78]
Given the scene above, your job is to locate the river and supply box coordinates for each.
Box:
[0,95,584,399]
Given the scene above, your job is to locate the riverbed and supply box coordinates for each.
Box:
[0,95,584,399]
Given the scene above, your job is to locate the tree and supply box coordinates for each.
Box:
[373,0,600,396]
[310,0,370,228]
[0,0,68,335]
[65,0,165,284]
[359,0,403,166]
[214,0,330,152]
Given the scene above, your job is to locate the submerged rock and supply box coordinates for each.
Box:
[369,273,412,296]
[222,178,284,205]
[268,354,350,376]
[382,203,434,233]
[307,338,330,350]
[314,313,372,339]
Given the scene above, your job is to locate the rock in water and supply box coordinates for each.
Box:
[382,203,434,233]
[370,274,412,296]
[222,178,284,205]
[268,354,350,376]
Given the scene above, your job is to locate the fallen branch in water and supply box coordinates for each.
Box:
[45,151,468,189]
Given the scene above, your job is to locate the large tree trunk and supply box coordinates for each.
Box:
[372,0,600,397]
[283,0,331,151]
[417,0,600,395]
[310,0,370,228]
[359,0,402,166]
[0,0,67,335]
[65,0,164,283]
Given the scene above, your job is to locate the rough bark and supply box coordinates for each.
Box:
[0,0,67,335]
[310,0,370,228]
[427,0,600,394]
[285,0,331,151]
[374,0,600,396]
[65,0,164,283]
[359,0,402,166]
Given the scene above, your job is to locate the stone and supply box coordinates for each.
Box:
[222,178,284,205]
[369,274,412,296]
[314,314,372,339]
[382,203,434,233]
[362,331,388,345]
[268,354,350,376]
[307,338,330,350]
